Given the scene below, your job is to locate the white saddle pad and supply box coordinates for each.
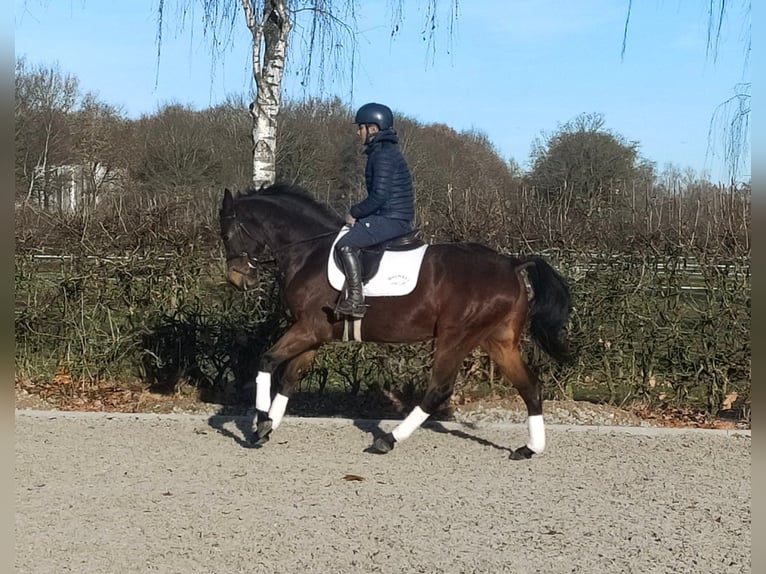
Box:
[327,227,429,297]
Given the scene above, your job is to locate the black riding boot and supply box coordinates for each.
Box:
[336,245,367,318]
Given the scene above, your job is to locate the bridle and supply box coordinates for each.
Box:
[222,214,264,268]
[222,213,338,269]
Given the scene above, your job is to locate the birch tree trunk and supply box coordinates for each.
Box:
[157,0,455,187]
[240,0,292,188]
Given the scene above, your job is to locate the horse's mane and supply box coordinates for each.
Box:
[238,182,343,228]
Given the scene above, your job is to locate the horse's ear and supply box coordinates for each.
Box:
[221,188,234,216]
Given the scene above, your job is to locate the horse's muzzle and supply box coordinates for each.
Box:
[226,268,256,291]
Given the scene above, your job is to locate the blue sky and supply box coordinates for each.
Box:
[14,0,751,183]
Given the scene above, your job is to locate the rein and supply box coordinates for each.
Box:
[274,229,338,253]
[224,213,337,268]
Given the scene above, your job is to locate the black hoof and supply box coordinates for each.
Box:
[510,445,535,460]
[366,432,396,454]
[251,418,273,447]
[251,433,270,447]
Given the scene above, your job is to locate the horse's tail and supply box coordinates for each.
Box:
[515,255,574,365]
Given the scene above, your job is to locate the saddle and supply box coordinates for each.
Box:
[333,230,425,284]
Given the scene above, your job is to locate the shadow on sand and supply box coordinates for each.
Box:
[206,409,258,449]
[204,392,513,455]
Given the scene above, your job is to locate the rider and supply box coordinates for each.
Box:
[335,102,415,319]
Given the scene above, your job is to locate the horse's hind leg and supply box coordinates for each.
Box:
[482,337,545,460]
[369,341,471,454]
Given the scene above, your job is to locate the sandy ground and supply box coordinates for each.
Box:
[15,410,750,574]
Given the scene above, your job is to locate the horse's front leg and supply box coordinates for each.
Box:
[252,324,320,446]
[252,371,278,447]
[252,348,318,446]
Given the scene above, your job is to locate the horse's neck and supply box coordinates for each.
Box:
[256,197,336,246]
[261,218,334,288]
[261,216,334,251]
[242,196,337,284]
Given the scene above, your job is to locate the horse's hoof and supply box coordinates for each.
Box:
[251,419,273,447]
[367,432,396,454]
[251,433,270,447]
[510,445,535,460]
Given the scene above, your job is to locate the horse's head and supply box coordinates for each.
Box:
[219,188,265,291]
[220,183,344,290]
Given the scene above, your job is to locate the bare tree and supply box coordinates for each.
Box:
[528,113,648,207]
[707,82,750,182]
[155,1,458,188]
[69,94,128,211]
[14,58,79,208]
[131,103,223,188]
[239,0,293,187]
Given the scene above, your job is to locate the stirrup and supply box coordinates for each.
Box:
[335,298,367,319]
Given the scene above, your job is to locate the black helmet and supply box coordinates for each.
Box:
[354,102,394,130]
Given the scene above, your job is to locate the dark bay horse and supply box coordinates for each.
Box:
[220,183,573,458]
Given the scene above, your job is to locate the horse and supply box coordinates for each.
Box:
[219,183,574,459]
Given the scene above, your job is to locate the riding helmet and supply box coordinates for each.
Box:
[354,103,394,130]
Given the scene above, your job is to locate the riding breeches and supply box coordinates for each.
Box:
[336,215,411,250]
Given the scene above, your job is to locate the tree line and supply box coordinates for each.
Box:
[15,58,750,258]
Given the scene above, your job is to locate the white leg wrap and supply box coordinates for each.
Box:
[255,371,272,412]
[268,393,289,430]
[392,406,430,443]
[526,414,546,453]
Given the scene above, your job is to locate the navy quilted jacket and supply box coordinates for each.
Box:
[349,128,414,223]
